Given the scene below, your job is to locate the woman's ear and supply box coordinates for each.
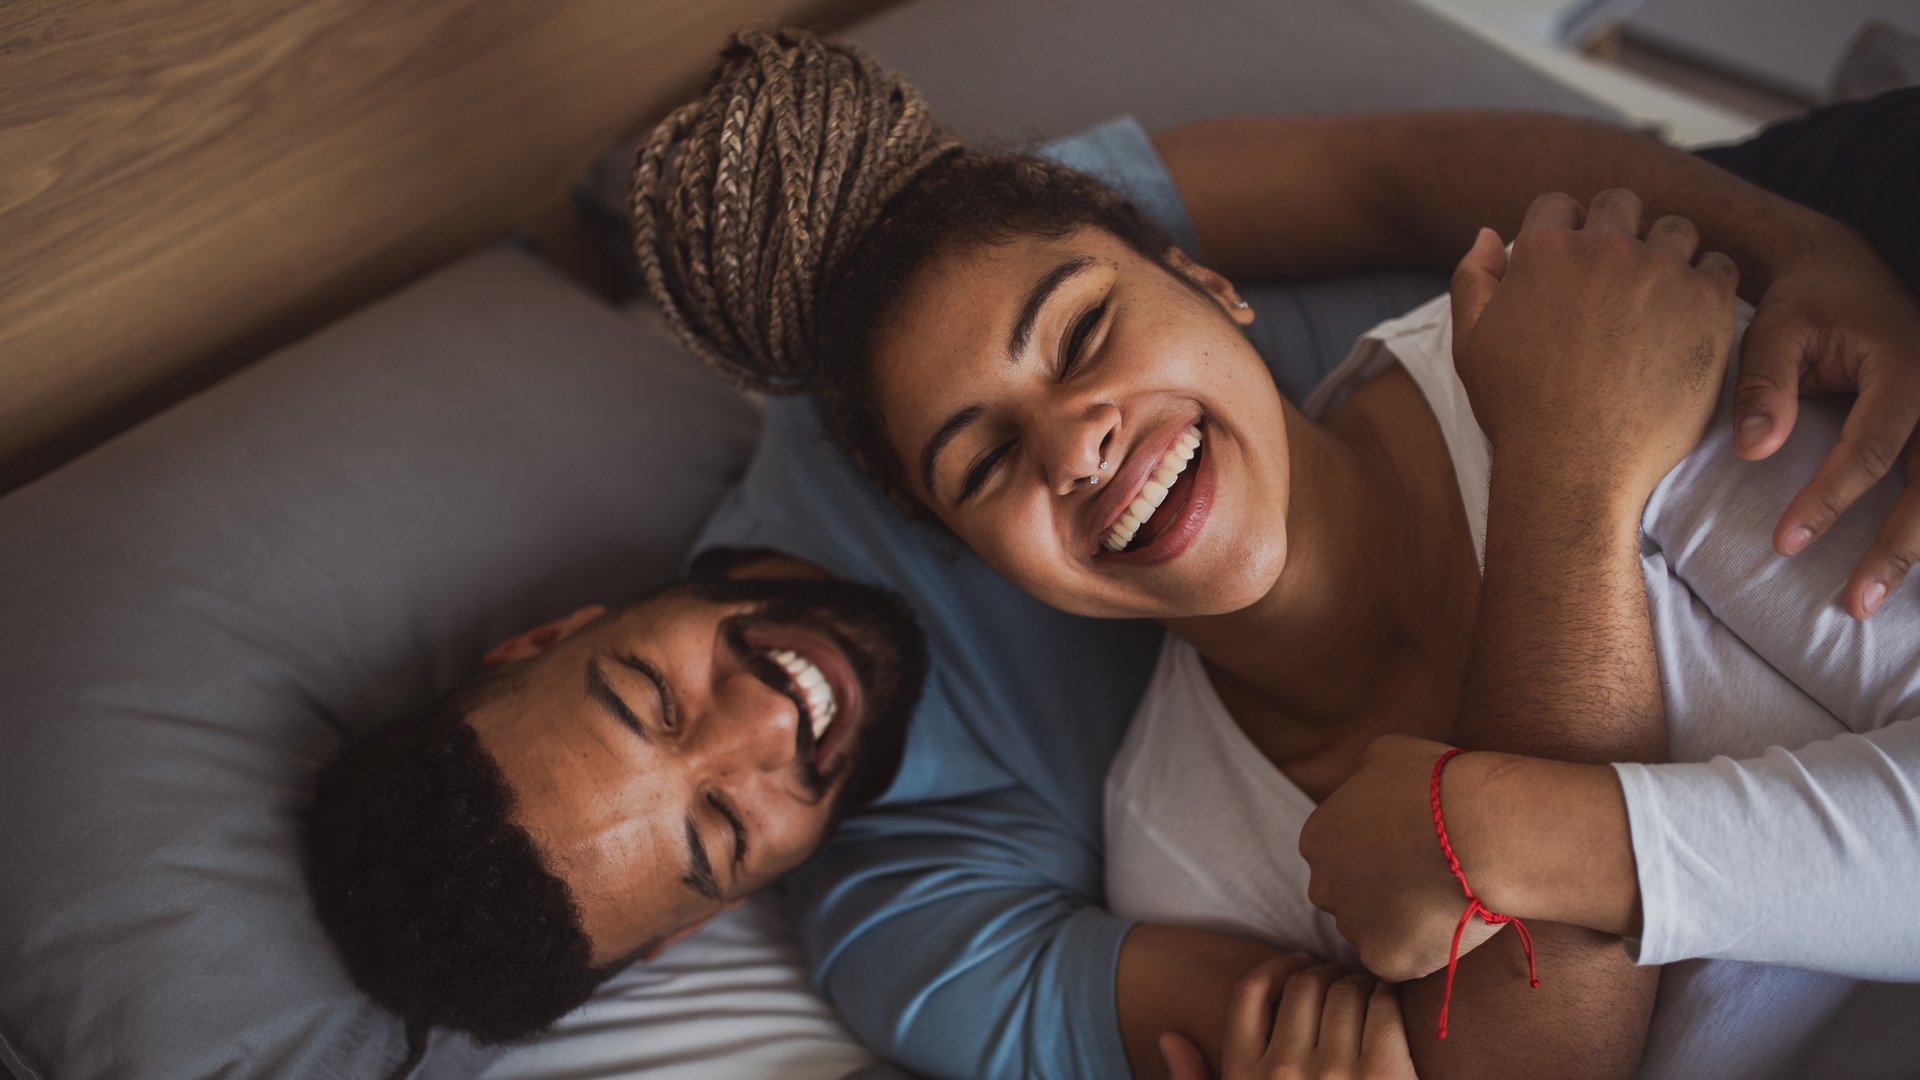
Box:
[482,605,608,666]
[1165,246,1255,327]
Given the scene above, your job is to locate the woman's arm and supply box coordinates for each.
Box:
[1301,720,1920,983]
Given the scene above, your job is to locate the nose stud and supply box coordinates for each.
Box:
[1082,460,1109,486]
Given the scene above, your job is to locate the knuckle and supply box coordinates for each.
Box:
[1285,965,1333,996]
[1808,488,1850,530]
[1699,251,1737,276]
[1732,380,1785,410]
[1234,964,1280,999]
[1533,191,1579,213]
[1592,186,1639,208]
[1328,977,1370,1008]
[1876,541,1918,581]
[1652,213,1697,236]
[1853,432,1904,481]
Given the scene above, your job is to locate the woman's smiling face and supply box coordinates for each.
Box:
[873,226,1294,619]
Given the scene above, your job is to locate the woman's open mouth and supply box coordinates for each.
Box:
[1094,421,1214,565]
[1103,423,1201,552]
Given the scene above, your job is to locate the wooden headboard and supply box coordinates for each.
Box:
[0,0,894,492]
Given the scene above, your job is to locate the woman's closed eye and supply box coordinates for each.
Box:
[1059,300,1109,380]
[960,438,1015,503]
[958,297,1110,503]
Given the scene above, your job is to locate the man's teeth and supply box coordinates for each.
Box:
[1103,425,1202,552]
[769,647,836,739]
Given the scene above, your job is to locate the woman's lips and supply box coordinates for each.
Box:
[1091,417,1203,552]
[1099,431,1214,566]
[1105,425,1202,552]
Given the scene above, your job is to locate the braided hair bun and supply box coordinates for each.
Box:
[631,28,961,393]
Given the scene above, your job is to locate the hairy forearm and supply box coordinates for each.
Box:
[1406,459,1664,1077]
[1453,458,1666,763]
[1157,112,1835,294]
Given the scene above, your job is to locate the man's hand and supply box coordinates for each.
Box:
[1450,189,1741,505]
[1159,958,1417,1080]
[1730,232,1920,619]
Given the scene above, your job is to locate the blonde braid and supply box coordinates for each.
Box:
[631,28,961,393]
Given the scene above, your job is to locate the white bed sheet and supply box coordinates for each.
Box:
[476,890,878,1080]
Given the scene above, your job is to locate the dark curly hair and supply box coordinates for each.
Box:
[303,669,602,1045]
[633,28,1176,519]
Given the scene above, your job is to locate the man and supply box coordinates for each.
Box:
[302,559,927,1043]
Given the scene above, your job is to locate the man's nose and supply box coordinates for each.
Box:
[698,671,801,774]
[1043,401,1120,497]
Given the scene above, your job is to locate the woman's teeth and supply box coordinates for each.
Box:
[769,647,836,739]
[1103,425,1202,552]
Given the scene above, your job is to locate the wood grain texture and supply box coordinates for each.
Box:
[0,0,891,491]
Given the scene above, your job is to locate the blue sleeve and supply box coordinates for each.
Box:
[790,786,1135,1079]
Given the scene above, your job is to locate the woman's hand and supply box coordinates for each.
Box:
[1731,235,1920,618]
[1159,958,1418,1080]
[1298,736,1499,984]
[1301,736,1644,985]
[1449,189,1741,507]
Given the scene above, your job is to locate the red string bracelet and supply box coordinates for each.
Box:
[1430,747,1540,1040]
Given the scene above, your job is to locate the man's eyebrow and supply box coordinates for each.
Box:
[920,403,985,497]
[681,814,723,902]
[1007,255,1096,363]
[585,657,650,743]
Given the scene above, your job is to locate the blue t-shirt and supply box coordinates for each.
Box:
[693,117,1444,1078]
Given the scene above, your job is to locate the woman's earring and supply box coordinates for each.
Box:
[1233,299,1251,310]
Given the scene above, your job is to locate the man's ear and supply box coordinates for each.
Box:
[482,605,607,666]
[1165,246,1255,327]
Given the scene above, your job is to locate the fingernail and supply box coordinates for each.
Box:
[1783,526,1815,555]
[1736,413,1772,450]
[1863,581,1887,617]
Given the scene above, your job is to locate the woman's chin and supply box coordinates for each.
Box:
[1043,556,1284,622]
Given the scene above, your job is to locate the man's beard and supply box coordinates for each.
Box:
[682,574,928,821]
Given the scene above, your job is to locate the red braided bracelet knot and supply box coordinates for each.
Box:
[1429,747,1540,1040]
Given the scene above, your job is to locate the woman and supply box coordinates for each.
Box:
[632,30,1920,1079]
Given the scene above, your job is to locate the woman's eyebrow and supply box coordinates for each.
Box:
[921,404,985,497]
[1007,255,1096,362]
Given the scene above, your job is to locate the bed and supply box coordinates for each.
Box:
[0,0,1617,1077]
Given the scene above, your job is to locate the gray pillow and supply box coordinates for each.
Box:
[0,245,758,1080]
